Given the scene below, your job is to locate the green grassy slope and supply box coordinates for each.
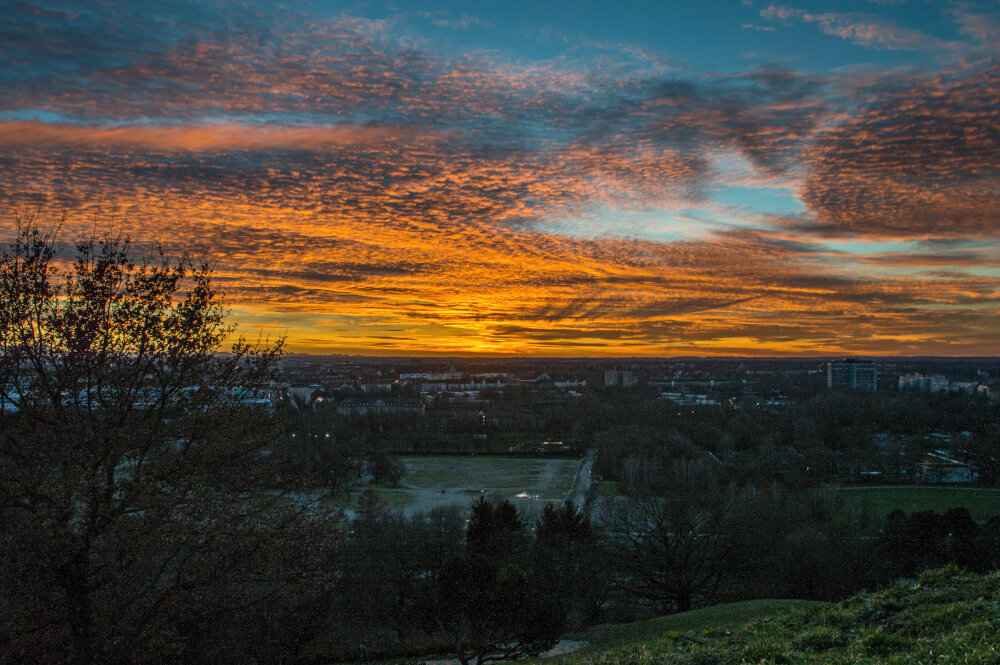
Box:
[537,567,1000,664]
[566,599,829,656]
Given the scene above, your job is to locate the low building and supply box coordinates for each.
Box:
[335,397,425,417]
[921,462,974,484]
[899,372,949,392]
[659,392,720,406]
[920,450,975,484]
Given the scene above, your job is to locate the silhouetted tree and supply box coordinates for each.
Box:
[883,508,988,579]
[533,502,607,628]
[426,498,564,665]
[373,451,407,487]
[0,224,334,664]
[466,496,527,558]
[603,490,734,613]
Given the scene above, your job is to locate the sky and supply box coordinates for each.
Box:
[2,0,999,357]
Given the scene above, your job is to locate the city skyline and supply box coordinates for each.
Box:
[3,1,999,356]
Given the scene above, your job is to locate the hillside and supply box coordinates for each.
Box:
[538,567,1000,665]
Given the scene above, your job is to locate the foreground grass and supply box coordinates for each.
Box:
[534,566,1000,665]
[567,599,828,656]
[839,486,1000,520]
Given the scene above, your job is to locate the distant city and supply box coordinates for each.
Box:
[274,355,997,408]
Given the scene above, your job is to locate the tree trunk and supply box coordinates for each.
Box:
[676,588,692,613]
[65,550,93,665]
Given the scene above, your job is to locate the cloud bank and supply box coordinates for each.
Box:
[2,1,998,355]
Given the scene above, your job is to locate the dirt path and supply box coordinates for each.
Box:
[565,448,595,511]
[537,458,560,494]
[419,639,587,665]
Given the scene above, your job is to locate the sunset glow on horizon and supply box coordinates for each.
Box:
[3,1,1000,357]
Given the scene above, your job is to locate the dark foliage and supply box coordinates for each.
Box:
[0,224,338,665]
[883,508,1000,577]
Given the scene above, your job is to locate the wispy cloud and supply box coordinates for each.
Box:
[949,3,1000,51]
[759,4,961,52]
[432,13,493,30]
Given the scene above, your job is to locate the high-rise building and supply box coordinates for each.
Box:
[827,358,877,391]
[604,369,637,387]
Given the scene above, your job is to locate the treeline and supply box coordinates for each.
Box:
[592,390,1000,488]
[600,478,1000,614]
[275,386,1000,491]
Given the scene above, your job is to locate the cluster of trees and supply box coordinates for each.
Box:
[239,478,1000,663]
[591,390,1000,491]
[601,480,1000,617]
[240,495,602,664]
[431,499,585,665]
[599,475,886,614]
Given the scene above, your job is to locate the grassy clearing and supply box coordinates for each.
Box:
[838,486,1000,520]
[530,567,1000,665]
[369,487,415,510]
[326,455,587,517]
[595,481,621,497]
[400,456,578,495]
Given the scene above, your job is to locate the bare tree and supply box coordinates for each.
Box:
[602,491,734,613]
[0,223,331,664]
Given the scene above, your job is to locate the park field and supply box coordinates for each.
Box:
[363,455,582,517]
[838,486,1000,521]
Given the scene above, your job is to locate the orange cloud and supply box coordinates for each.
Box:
[802,63,1000,239]
[3,8,999,356]
[0,121,440,152]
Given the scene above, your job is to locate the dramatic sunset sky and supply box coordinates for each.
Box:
[3,1,999,356]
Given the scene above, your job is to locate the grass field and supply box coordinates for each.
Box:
[595,481,622,497]
[401,456,577,492]
[350,455,581,517]
[367,487,415,510]
[838,486,1000,520]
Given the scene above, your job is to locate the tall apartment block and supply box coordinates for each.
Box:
[827,358,877,391]
[604,369,637,387]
